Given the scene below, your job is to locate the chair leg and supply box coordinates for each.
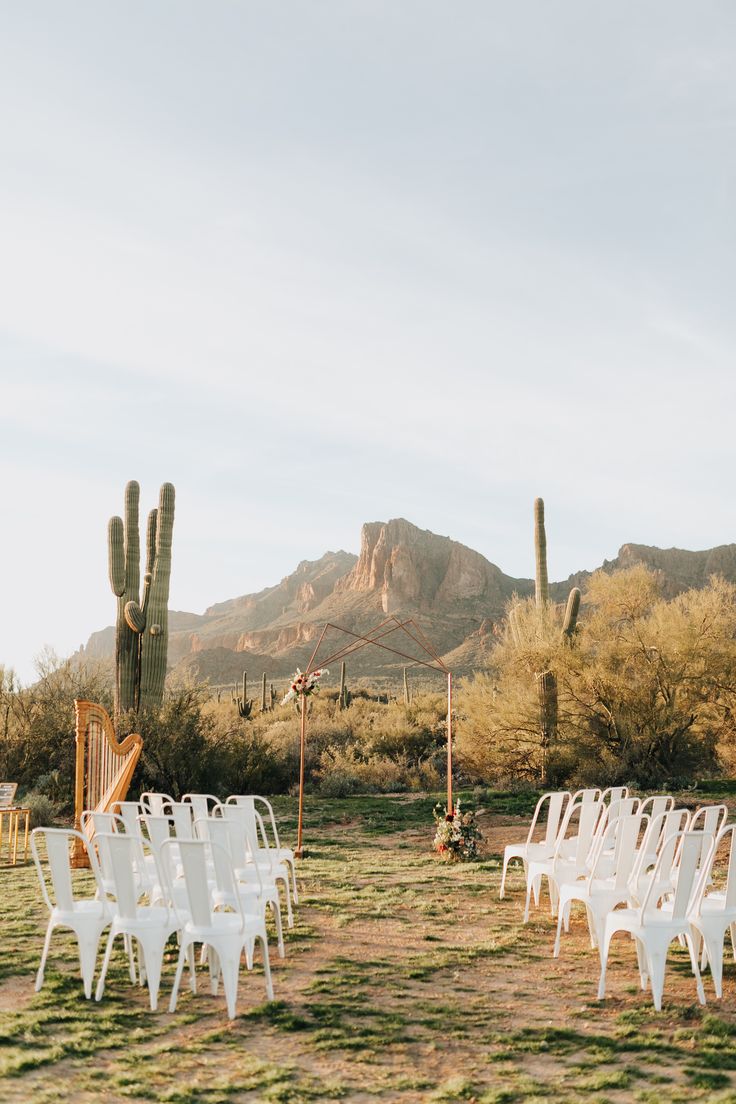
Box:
[139,934,168,1012]
[36,921,55,992]
[701,933,722,1000]
[500,854,510,899]
[168,941,189,1014]
[646,950,667,1012]
[553,902,567,958]
[219,955,240,1019]
[78,929,102,1000]
[95,928,117,1002]
[271,898,285,958]
[288,859,299,904]
[633,937,648,990]
[187,943,197,993]
[282,876,294,928]
[259,933,274,1001]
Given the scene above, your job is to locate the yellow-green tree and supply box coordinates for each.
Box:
[457,567,736,788]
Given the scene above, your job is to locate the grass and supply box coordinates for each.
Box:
[3,790,736,1102]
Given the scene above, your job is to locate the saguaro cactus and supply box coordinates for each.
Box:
[108,481,175,715]
[261,673,268,712]
[508,498,582,780]
[236,671,253,719]
[338,661,351,710]
[534,497,549,608]
[403,667,411,706]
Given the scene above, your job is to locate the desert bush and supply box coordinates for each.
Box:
[457,568,736,789]
[21,791,58,828]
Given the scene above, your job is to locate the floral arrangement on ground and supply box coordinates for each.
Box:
[432,799,482,862]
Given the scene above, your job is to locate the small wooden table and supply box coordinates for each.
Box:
[0,807,30,864]
[0,783,30,865]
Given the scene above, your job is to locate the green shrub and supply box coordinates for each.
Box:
[21,791,58,828]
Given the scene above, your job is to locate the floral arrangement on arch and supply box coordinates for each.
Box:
[282,667,329,706]
[432,799,482,862]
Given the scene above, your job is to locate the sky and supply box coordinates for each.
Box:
[1,2,735,682]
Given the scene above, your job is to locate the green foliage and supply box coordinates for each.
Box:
[21,791,58,828]
[0,651,112,812]
[457,568,736,789]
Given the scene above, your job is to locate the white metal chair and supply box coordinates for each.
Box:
[164,838,273,1018]
[205,816,284,958]
[553,811,646,958]
[31,828,111,999]
[499,791,570,900]
[94,833,179,1011]
[220,804,294,927]
[226,796,298,903]
[524,799,604,922]
[597,831,707,1011]
[689,825,736,998]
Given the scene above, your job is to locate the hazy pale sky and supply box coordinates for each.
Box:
[2,2,735,681]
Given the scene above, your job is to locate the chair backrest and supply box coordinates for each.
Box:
[141,814,173,854]
[96,833,149,920]
[521,791,570,848]
[638,795,674,820]
[666,834,706,922]
[31,827,104,914]
[611,813,646,891]
[182,793,219,823]
[168,802,195,841]
[601,786,629,805]
[571,788,602,805]
[140,792,173,817]
[691,824,736,916]
[681,804,727,868]
[81,810,124,837]
[113,801,144,837]
[164,838,243,931]
[221,803,262,856]
[555,799,604,869]
[227,794,287,849]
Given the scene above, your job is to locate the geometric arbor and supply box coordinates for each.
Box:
[294,616,454,857]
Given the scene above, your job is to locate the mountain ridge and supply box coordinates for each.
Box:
[79,519,736,682]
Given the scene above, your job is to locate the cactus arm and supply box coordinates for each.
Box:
[561,588,581,641]
[534,497,549,608]
[124,481,140,597]
[138,483,175,710]
[124,601,146,633]
[108,517,125,596]
[145,509,157,578]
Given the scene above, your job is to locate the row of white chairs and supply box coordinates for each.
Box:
[501,787,736,1010]
[31,792,296,1018]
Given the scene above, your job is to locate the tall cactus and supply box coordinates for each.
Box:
[261,672,268,712]
[534,497,549,608]
[403,666,411,706]
[108,481,175,715]
[108,481,141,714]
[508,497,581,780]
[236,671,253,719]
[339,661,351,710]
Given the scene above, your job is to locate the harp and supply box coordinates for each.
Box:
[71,699,143,867]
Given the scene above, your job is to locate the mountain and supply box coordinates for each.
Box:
[77,520,736,683]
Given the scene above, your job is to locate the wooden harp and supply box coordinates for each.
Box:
[71,699,143,867]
